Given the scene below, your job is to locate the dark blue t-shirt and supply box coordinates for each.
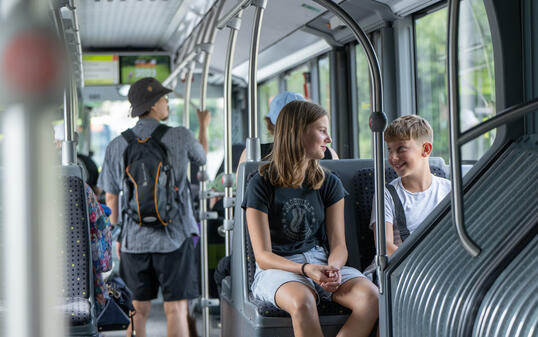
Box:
[241,171,348,256]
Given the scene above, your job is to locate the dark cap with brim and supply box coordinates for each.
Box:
[128,77,172,117]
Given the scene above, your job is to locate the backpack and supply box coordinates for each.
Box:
[121,124,178,227]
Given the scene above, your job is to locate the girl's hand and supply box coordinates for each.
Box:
[320,267,342,292]
[304,264,339,285]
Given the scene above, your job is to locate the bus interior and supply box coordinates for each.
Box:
[0,0,536,336]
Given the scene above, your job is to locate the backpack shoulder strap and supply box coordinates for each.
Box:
[151,124,170,142]
[386,183,410,242]
[121,129,137,144]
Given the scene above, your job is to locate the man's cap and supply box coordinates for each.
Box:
[267,91,305,124]
[128,77,172,117]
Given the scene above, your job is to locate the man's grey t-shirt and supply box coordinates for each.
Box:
[97,118,206,253]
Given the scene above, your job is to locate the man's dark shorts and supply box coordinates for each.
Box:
[119,237,200,301]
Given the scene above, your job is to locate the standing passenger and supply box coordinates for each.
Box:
[97,77,209,337]
[242,101,378,337]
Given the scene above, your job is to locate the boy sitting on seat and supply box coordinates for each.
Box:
[370,115,451,256]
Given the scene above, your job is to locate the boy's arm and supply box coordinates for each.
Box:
[373,221,399,257]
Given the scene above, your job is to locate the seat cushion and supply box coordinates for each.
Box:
[249,294,350,317]
[62,296,91,325]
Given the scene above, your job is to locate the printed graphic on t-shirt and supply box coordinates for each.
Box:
[281,198,317,241]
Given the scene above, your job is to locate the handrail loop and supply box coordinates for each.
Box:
[447,0,481,257]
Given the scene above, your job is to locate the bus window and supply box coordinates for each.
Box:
[258,77,279,144]
[355,44,372,158]
[285,64,310,97]
[415,0,495,163]
[318,55,331,115]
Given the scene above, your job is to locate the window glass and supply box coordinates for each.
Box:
[285,64,309,96]
[355,44,372,158]
[415,0,495,163]
[257,78,279,144]
[318,56,331,114]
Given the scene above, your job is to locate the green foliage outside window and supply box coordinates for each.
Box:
[258,78,279,144]
[415,0,495,163]
[355,45,372,158]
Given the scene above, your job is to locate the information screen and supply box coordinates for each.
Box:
[83,54,119,86]
[120,55,171,84]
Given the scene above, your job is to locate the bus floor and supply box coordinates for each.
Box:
[104,295,221,337]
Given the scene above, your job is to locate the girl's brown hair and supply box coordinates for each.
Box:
[259,100,327,189]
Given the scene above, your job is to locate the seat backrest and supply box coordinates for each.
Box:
[353,163,447,268]
[59,165,93,325]
[241,160,374,290]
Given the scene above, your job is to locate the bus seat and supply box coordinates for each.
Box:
[221,160,376,337]
[59,165,98,336]
[353,161,448,269]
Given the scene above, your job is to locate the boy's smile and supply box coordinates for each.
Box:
[387,139,429,177]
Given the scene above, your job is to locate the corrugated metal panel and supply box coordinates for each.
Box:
[388,138,538,337]
[472,235,538,337]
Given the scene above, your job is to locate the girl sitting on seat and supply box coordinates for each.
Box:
[242,100,378,337]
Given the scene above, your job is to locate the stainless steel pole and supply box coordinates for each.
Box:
[222,11,243,256]
[1,3,66,337]
[198,3,225,336]
[312,0,387,292]
[245,0,266,162]
[447,0,480,257]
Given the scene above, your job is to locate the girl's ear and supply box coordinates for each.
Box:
[422,142,433,157]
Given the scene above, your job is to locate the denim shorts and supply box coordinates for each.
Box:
[251,245,365,308]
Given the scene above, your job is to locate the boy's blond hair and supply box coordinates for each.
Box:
[384,115,433,143]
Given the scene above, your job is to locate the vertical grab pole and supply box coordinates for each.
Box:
[62,74,77,165]
[2,3,66,337]
[245,0,267,162]
[311,0,387,291]
[222,11,242,257]
[198,3,225,337]
[447,0,480,256]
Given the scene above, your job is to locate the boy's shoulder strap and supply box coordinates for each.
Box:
[121,129,137,144]
[151,124,170,142]
[386,183,410,242]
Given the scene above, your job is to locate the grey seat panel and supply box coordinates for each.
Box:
[61,175,92,326]
[58,165,98,336]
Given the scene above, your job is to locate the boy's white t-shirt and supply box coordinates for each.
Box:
[369,174,451,245]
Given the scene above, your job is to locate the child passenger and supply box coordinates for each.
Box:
[242,101,378,337]
[370,115,451,256]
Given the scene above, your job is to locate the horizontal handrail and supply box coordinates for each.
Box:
[459,98,538,145]
[162,51,197,86]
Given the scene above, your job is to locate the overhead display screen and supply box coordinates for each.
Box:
[120,55,171,84]
[83,54,119,86]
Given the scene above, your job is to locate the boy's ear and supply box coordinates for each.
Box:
[422,142,433,157]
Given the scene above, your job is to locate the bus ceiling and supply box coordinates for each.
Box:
[63,0,442,85]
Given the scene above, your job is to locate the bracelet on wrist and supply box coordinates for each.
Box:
[301,263,309,277]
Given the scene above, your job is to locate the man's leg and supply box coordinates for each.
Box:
[127,300,152,337]
[163,299,189,337]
